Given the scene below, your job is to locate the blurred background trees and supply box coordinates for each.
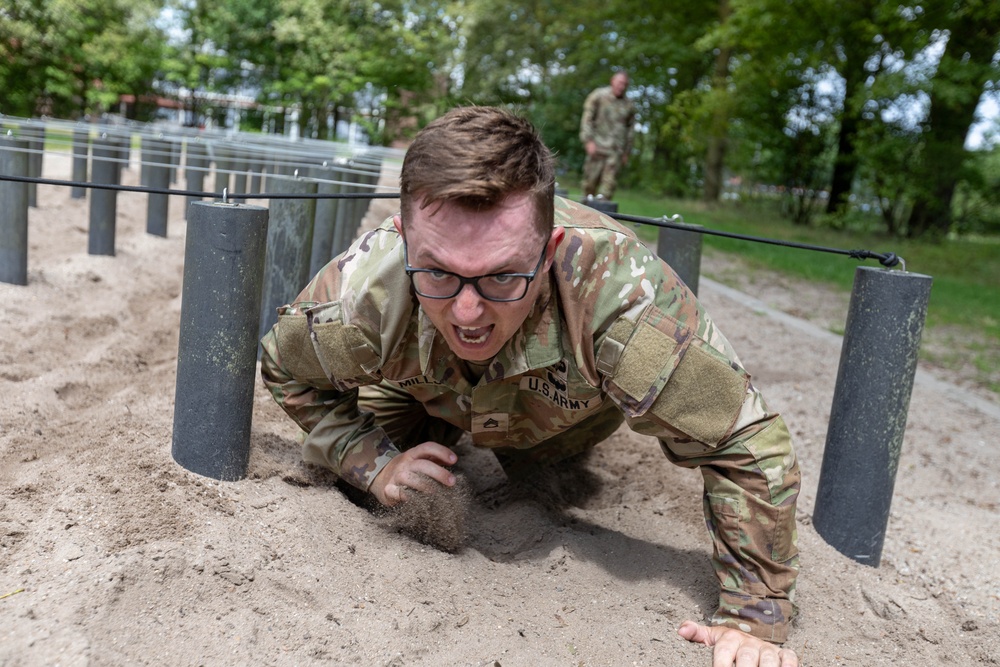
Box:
[1,0,997,239]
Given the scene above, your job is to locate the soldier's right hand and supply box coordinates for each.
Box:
[369,442,458,507]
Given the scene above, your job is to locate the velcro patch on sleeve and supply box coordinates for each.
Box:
[615,321,679,400]
[311,319,380,384]
[651,343,749,446]
[274,313,328,381]
[598,308,690,417]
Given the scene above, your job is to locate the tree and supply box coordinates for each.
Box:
[171,0,457,142]
[718,0,914,214]
[906,1,1000,238]
[0,0,167,117]
[702,0,732,204]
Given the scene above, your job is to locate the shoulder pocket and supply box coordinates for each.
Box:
[650,341,749,446]
[274,310,327,382]
[306,302,381,388]
[597,304,749,446]
[597,305,693,417]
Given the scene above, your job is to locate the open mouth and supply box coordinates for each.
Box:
[455,325,492,345]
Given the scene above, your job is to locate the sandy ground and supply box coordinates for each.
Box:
[1,151,999,666]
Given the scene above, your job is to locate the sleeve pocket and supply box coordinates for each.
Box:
[274,311,328,382]
[599,306,692,417]
[649,342,749,447]
[306,302,382,388]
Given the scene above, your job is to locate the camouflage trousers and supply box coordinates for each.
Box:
[358,381,624,480]
[582,151,624,199]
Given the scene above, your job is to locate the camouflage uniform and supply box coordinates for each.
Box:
[579,86,636,199]
[260,197,800,644]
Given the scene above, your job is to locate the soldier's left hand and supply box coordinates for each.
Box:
[677,621,798,666]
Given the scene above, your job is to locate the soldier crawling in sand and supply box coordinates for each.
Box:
[260,106,800,667]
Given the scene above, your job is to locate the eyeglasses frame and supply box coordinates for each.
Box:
[403,240,547,302]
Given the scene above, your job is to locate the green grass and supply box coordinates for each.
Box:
[576,186,1000,393]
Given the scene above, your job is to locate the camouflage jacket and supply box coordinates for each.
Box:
[260,197,800,643]
[579,86,636,157]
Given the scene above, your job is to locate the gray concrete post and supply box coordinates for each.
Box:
[115,134,130,182]
[812,266,933,567]
[146,138,172,237]
[656,217,704,296]
[23,124,44,208]
[249,154,263,194]
[356,163,380,230]
[212,143,231,195]
[345,164,369,242]
[258,175,318,344]
[232,155,248,203]
[332,162,357,257]
[169,139,179,184]
[337,161,378,256]
[71,126,89,199]
[580,195,618,214]
[310,164,342,275]
[88,136,119,256]
[184,138,208,219]
[0,136,30,285]
[171,201,270,481]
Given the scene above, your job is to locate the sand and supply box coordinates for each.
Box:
[1,150,999,666]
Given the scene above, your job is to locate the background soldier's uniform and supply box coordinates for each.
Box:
[260,198,800,644]
[579,86,635,199]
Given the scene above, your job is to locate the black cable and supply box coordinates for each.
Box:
[0,174,399,200]
[613,212,902,268]
[0,173,903,267]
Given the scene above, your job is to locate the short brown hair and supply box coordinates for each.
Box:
[399,106,555,236]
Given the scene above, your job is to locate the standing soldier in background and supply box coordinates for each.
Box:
[580,70,636,199]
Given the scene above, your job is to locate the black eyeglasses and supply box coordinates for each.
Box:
[403,241,547,302]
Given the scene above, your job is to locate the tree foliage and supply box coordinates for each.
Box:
[904,0,1000,237]
[162,0,458,140]
[2,0,998,238]
[0,0,167,117]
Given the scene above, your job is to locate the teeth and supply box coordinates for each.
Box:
[457,327,489,344]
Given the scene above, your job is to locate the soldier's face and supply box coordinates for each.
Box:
[395,193,562,362]
[611,73,628,97]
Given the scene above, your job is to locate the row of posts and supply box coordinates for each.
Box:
[0,121,383,286]
[1,121,933,572]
